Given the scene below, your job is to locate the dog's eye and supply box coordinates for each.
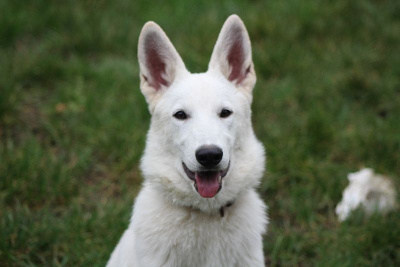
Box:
[173,110,188,120]
[220,109,233,118]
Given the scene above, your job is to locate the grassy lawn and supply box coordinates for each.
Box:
[1,0,399,266]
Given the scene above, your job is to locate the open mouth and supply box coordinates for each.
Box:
[182,162,230,198]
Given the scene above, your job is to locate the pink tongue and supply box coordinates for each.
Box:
[195,172,221,198]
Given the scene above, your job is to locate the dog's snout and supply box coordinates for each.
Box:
[196,145,223,168]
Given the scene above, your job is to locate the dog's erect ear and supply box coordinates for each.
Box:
[208,15,256,94]
[138,22,187,110]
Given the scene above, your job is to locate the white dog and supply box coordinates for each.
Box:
[107,15,268,267]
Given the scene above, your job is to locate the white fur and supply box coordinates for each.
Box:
[107,15,268,267]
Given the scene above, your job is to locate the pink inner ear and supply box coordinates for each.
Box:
[144,34,169,90]
[227,26,246,84]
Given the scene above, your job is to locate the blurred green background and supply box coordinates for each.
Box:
[1,0,399,266]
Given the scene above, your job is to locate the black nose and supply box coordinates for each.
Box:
[195,145,223,168]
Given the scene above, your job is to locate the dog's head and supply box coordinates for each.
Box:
[138,15,264,208]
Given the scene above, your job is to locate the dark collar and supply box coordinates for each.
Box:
[186,200,236,218]
[219,200,235,217]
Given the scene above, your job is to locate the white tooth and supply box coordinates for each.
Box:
[218,175,222,183]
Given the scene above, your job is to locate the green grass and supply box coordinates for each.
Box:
[1,0,399,266]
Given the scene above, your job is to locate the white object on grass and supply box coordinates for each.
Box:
[335,168,397,221]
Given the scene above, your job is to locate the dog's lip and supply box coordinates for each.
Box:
[182,162,196,180]
[182,162,230,181]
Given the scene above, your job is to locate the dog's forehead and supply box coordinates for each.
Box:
[167,73,235,105]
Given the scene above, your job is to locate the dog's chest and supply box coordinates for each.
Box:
[134,206,252,266]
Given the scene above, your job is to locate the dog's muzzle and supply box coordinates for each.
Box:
[182,162,230,198]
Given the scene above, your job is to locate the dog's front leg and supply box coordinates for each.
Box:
[133,235,176,267]
[234,238,265,267]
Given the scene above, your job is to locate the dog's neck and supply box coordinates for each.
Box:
[185,199,236,218]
